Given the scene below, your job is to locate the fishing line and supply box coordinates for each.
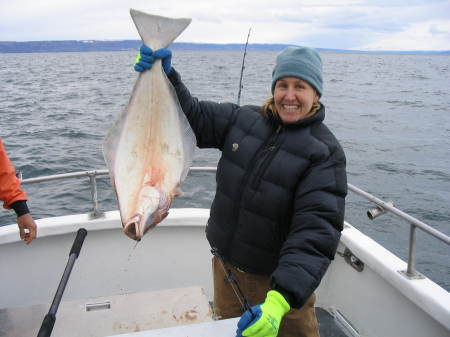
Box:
[211,249,256,319]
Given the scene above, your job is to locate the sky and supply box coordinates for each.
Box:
[1,0,450,51]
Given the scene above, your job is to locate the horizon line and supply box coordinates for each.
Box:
[0,40,449,53]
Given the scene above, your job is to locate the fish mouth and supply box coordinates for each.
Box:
[121,192,171,241]
[123,215,143,241]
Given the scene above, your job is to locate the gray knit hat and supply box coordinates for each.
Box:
[271,46,323,96]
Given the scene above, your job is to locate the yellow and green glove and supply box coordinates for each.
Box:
[236,290,290,337]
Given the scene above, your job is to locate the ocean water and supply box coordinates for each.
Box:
[0,50,449,291]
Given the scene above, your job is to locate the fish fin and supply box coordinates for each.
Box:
[179,118,197,182]
[130,9,191,49]
[173,186,183,197]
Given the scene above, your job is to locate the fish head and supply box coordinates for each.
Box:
[123,185,170,241]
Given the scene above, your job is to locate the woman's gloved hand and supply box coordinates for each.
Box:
[134,45,172,75]
[134,45,154,72]
[236,290,290,337]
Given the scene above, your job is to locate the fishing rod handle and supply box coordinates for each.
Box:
[37,313,55,337]
[69,228,87,258]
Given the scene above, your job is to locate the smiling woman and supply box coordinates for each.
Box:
[273,77,320,123]
[134,42,347,337]
[262,46,323,123]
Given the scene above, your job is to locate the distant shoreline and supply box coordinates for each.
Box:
[0,40,449,54]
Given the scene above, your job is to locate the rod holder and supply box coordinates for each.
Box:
[367,200,394,220]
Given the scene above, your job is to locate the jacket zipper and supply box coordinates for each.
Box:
[251,125,282,189]
[226,125,282,257]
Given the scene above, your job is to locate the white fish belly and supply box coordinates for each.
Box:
[103,10,195,240]
[114,68,187,224]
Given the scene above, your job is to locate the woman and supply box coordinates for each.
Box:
[0,137,37,244]
[135,45,347,337]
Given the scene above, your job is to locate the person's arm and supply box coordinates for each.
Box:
[236,131,347,337]
[0,137,28,209]
[134,45,240,149]
[0,137,37,243]
[167,68,240,149]
[270,135,347,308]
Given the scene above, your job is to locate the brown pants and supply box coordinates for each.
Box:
[212,257,320,337]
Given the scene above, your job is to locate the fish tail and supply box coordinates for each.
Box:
[130,9,191,49]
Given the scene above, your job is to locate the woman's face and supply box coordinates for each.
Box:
[273,77,319,123]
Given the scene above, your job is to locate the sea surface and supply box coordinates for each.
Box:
[0,50,449,291]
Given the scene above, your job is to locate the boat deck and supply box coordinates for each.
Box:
[103,310,349,337]
[1,205,448,337]
[0,286,349,337]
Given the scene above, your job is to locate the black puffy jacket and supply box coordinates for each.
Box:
[169,69,347,308]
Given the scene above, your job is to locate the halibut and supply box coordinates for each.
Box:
[103,9,196,241]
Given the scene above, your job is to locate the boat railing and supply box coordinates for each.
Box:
[20,167,450,280]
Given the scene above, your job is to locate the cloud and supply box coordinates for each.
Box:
[0,0,449,50]
[356,20,450,51]
[277,1,450,50]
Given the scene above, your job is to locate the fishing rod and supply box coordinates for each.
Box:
[37,228,88,337]
[237,28,251,106]
[211,248,256,319]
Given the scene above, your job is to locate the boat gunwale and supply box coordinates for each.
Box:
[339,222,450,331]
[2,169,449,333]
[1,209,449,331]
[0,208,209,245]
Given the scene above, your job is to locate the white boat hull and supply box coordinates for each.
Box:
[1,209,449,337]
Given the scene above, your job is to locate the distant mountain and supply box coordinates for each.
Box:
[0,40,449,54]
[0,40,301,53]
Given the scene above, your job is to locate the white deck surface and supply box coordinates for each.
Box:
[1,287,213,337]
[107,318,240,337]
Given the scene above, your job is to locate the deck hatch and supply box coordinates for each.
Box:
[85,301,111,312]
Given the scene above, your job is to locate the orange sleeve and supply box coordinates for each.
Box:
[0,137,28,209]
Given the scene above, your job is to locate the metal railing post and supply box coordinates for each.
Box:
[87,171,102,219]
[17,167,450,278]
[399,224,424,279]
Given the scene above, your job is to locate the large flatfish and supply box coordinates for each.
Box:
[103,9,196,241]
